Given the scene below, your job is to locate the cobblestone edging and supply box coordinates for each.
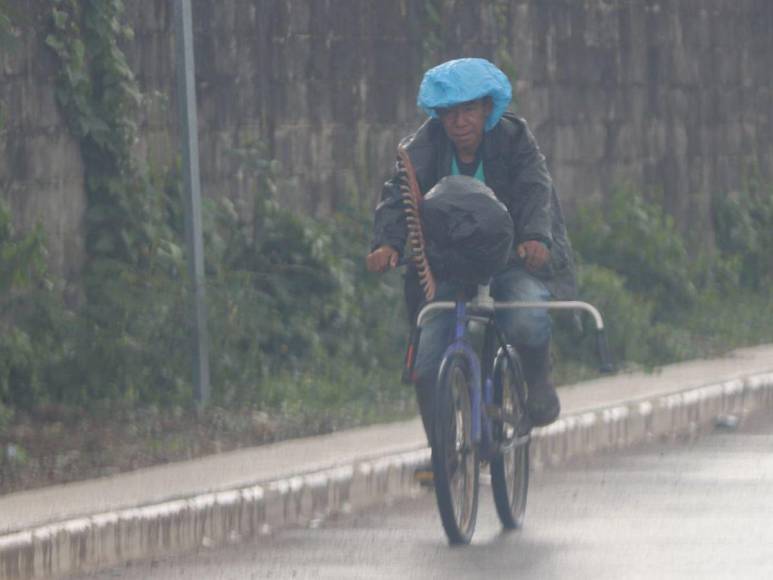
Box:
[2,371,772,579]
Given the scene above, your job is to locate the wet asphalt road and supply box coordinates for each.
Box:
[86,415,773,580]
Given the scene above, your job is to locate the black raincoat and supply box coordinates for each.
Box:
[372,113,577,316]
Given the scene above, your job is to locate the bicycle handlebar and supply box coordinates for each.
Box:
[595,328,615,374]
[415,297,616,374]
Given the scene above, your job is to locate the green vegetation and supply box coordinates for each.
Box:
[0,184,409,426]
[0,0,17,50]
[419,0,517,101]
[420,0,448,70]
[0,202,50,427]
[554,186,773,380]
[46,0,157,269]
[1,0,772,447]
[492,0,518,96]
[4,170,771,425]
[0,0,409,431]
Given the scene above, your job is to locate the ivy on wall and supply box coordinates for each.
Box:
[419,0,517,108]
[45,0,159,271]
[32,0,409,415]
[492,0,517,106]
[420,0,449,70]
[0,0,16,49]
[0,0,771,424]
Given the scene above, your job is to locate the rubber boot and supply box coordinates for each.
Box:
[414,383,434,444]
[517,342,560,427]
[413,384,434,486]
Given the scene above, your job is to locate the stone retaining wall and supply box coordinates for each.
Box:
[1,0,771,279]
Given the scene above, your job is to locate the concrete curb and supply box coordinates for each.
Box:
[531,372,773,469]
[2,371,772,579]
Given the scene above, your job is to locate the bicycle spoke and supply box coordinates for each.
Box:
[432,353,479,544]
[490,346,530,529]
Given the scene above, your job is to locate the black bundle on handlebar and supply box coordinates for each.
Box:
[420,176,514,285]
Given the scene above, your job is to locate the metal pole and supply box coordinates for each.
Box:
[174,0,210,405]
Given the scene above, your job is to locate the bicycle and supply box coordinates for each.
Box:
[404,281,613,545]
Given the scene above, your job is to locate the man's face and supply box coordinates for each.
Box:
[437,98,493,154]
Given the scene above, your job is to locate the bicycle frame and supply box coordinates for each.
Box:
[434,298,488,452]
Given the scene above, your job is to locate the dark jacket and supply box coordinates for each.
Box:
[372,113,577,304]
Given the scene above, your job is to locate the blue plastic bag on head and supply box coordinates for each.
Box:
[417,58,512,131]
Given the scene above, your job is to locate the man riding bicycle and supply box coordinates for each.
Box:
[366,58,576,438]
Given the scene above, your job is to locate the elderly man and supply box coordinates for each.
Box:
[367,58,576,438]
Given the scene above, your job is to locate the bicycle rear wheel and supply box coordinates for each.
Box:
[431,352,479,545]
[490,346,530,529]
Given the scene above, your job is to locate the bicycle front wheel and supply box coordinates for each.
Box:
[490,346,530,529]
[431,352,479,545]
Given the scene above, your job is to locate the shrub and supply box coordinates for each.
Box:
[711,189,773,291]
[571,186,696,319]
[0,199,54,421]
[559,185,773,377]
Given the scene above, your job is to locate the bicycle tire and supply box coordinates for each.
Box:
[490,345,530,529]
[431,352,479,545]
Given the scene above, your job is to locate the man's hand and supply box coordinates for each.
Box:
[366,245,399,272]
[517,240,550,271]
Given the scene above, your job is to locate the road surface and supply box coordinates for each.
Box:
[84,415,773,580]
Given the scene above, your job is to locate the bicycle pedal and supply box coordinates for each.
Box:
[414,468,434,488]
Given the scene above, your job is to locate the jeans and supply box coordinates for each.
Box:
[412,264,552,394]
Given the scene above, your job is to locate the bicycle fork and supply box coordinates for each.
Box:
[450,300,502,462]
